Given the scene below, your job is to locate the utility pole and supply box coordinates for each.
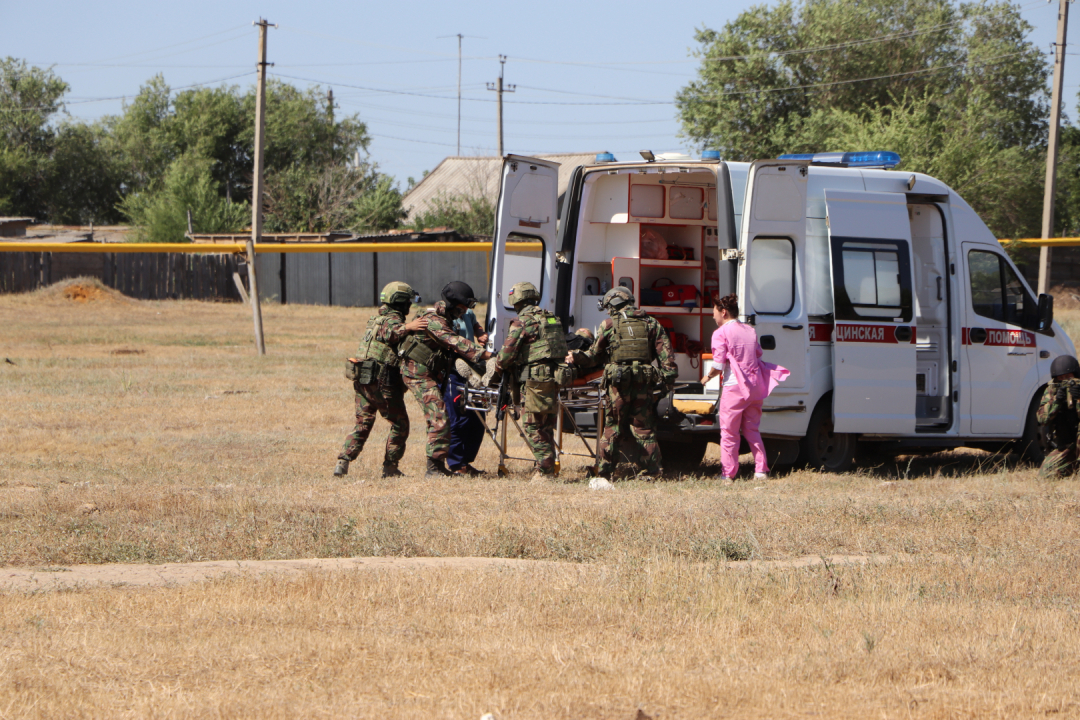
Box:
[486,55,515,157]
[439,33,484,155]
[248,18,275,356]
[455,34,462,155]
[1039,0,1070,296]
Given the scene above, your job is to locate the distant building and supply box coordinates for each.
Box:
[402,153,601,225]
[0,218,34,237]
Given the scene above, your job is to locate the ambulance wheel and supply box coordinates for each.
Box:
[658,439,709,474]
[799,396,855,473]
[1015,387,1047,466]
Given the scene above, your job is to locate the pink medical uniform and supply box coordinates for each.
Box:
[711,320,790,478]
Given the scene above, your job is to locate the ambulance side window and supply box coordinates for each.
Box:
[502,233,545,310]
[968,250,1038,329]
[831,239,912,322]
[748,237,794,314]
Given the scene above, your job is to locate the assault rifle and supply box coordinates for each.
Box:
[495,366,518,422]
[1046,379,1080,450]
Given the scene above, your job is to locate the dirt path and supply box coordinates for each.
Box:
[0,554,892,593]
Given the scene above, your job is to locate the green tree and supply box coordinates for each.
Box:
[118,155,249,243]
[0,57,67,153]
[106,76,395,233]
[0,58,66,218]
[408,191,495,237]
[352,174,407,232]
[44,122,124,224]
[263,164,405,233]
[676,0,1048,161]
[774,91,1044,237]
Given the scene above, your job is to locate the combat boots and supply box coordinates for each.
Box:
[333,459,349,477]
[425,458,453,477]
[382,462,404,478]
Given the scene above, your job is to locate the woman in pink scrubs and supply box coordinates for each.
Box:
[702,294,789,481]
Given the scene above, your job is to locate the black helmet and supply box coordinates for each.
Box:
[1051,355,1080,378]
[442,281,477,309]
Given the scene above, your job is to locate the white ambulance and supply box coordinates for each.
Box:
[484,151,1074,472]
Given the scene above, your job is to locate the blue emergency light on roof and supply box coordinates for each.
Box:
[777,151,901,169]
[595,152,616,163]
[701,150,721,161]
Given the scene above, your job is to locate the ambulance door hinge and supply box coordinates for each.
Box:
[951,360,957,372]
[722,248,744,262]
[953,390,959,402]
[950,263,956,275]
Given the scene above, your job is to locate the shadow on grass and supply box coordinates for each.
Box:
[675,447,1031,482]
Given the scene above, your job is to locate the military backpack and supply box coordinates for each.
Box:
[609,313,653,364]
[516,307,570,382]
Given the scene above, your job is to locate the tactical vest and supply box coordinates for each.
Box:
[609,313,652,364]
[398,309,448,373]
[516,307,568,381]
[355,312,401,367]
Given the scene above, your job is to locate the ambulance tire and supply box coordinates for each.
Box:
[658,439,709,473]
[798,395,855,473]
[1014,387,1047,466]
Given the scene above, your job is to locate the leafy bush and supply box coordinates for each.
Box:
[119,155,249,243]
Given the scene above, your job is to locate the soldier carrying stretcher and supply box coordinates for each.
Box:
[491,281,572,480]
[566,286,677,481]
[398,281,492,478]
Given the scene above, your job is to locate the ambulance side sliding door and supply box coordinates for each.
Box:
[825,190,916,434]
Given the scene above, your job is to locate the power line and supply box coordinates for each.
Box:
[490,0,1051,75]
[35,63,251,69]
[6,71,257,110]
[276,47,1035,108]
[680,48,1034,101]
[60,24,251,66]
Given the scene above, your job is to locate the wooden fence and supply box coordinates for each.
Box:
[0,251,242,301]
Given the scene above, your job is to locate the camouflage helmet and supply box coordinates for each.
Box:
[598,286,635,313]
[508,281,540,308]
[380,281,419,307]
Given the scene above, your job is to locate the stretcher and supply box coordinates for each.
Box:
[463,379,605,477]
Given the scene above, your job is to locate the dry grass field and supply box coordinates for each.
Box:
[2,279,1079,719]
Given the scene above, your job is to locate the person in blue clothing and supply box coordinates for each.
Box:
[444,294,489,475]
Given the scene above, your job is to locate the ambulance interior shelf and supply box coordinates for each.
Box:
[574,170,719,383]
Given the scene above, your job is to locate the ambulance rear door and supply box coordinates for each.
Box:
[486,155,560,349]
[737,161,809,394]
[825,189,916,434]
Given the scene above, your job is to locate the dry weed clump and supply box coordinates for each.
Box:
[2,286,1080,717]
[2,560,1078,718]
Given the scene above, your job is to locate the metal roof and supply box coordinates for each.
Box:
[402,153,601,221]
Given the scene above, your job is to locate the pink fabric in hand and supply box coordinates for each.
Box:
[710,320,789,403]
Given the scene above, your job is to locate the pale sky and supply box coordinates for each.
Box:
[2,0,1074,188]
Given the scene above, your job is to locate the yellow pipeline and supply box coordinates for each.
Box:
[998,238,1080,247]
[0,242,245,253]
[5,237,1079,253]
[0,241,542,254]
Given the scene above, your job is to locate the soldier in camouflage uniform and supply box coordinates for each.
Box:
[1037,355,1080,478]
[399,281,491,477]
[335,281,425,478]
[566,286,677,480]
[493,281,569,478]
